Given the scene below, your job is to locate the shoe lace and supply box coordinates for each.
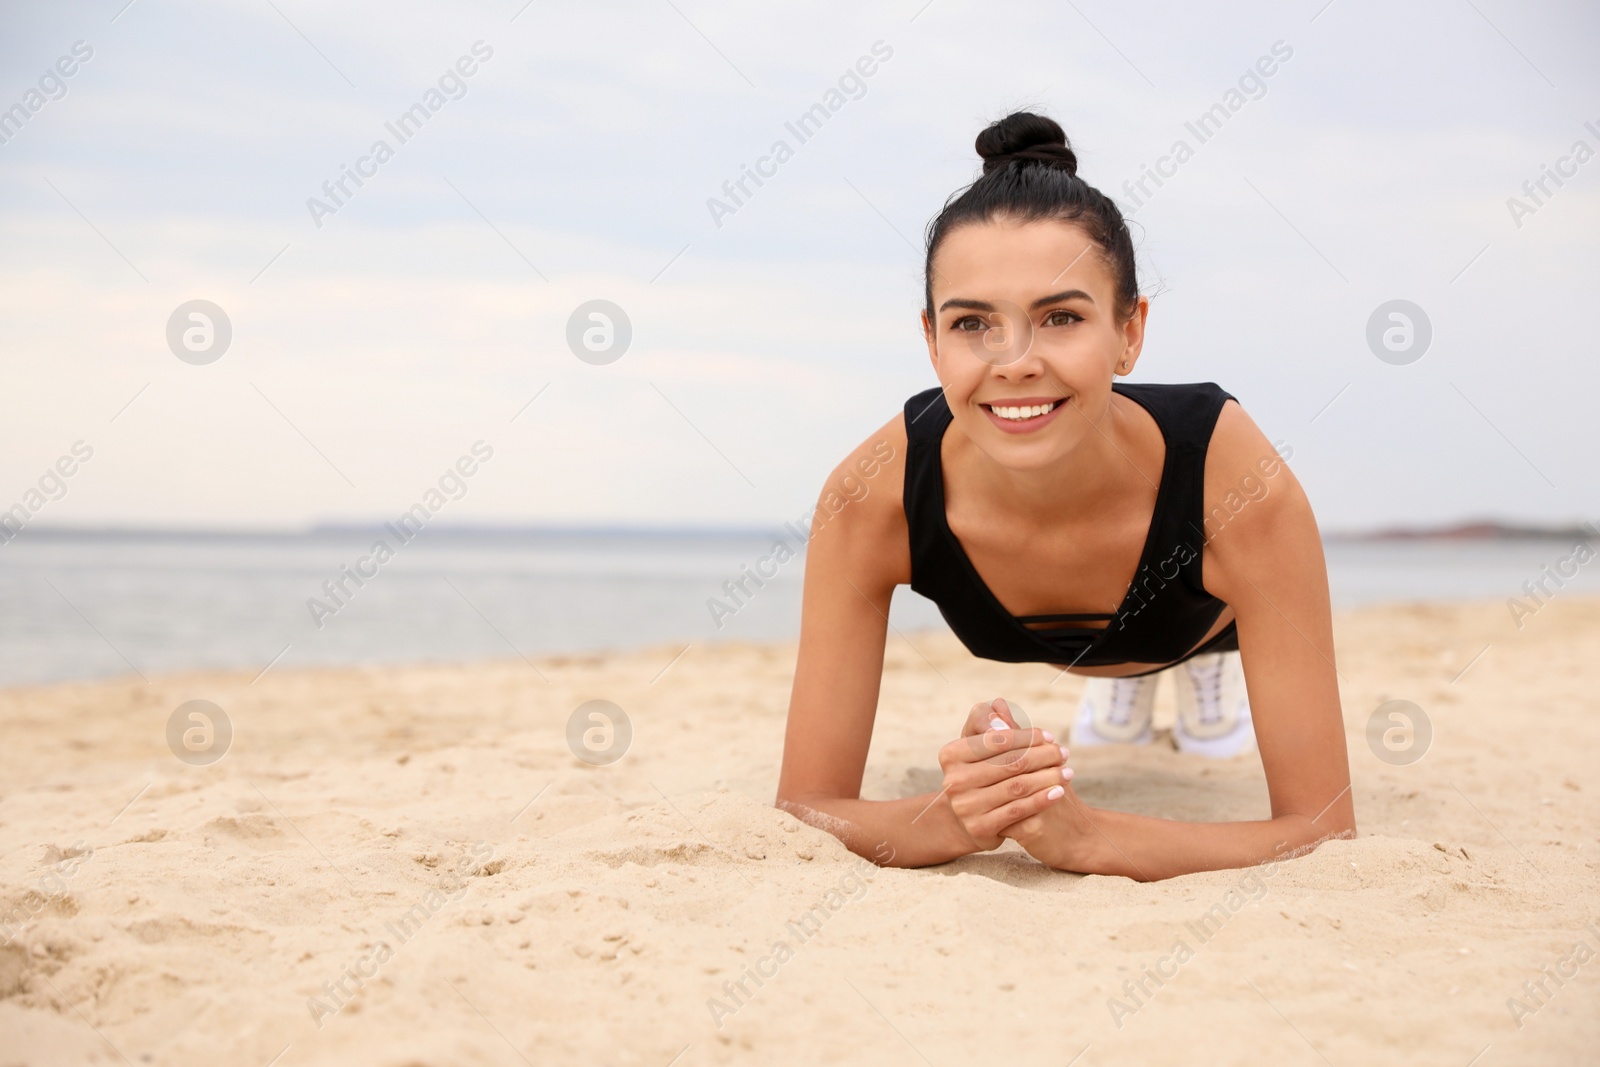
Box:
[1187,657,1224,725]
[1107,676,1149,725]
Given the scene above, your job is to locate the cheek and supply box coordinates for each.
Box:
[935,327,992,369]
[932,358,988,405]
[1034,324,1110,369]
[1038,361,1106,408]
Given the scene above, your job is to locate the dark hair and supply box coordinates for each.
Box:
[923,111,1139,325]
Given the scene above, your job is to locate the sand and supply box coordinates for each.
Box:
[1,595,1597,1066]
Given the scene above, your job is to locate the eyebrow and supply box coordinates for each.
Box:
[937,289,1096,314]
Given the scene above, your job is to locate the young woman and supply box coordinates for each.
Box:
[775,111,1354,880]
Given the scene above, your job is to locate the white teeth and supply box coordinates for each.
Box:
[991,402,1056,421]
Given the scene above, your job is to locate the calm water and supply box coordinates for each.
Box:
[1,528,1595,688]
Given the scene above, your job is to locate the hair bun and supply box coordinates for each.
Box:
[975,111,1078,177]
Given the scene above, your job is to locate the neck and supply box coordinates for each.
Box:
[947,391,1156,527]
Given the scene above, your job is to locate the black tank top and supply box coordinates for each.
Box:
[902,382,1237,669]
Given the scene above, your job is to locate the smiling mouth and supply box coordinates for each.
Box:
[981,398,1068,422]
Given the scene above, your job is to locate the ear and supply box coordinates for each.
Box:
[921,307,939,377]
[1115,295,1150,376]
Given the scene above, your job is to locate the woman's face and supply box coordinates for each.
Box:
[922,216,1147,470]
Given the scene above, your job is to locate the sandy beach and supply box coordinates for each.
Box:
[1,595,1597,1066]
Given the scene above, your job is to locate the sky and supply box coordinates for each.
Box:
[1,0,1597,534]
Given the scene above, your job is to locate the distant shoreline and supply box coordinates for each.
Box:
[1321,520,1599,543]
[9,519,1598,543]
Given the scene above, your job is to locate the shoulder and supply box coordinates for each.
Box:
[805,407,912,587]
[1199,394,1319,593]
[1203,392,1305,528]
[819,411,907,516]
[901,385,948,440]
[1118,380,1232,402]
[1114,380,1235,436]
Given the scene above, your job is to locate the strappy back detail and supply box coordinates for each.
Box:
[902,382,1238,668]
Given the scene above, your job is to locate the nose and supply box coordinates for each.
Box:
[969,299,1042,373]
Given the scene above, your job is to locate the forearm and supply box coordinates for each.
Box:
[1053,799,1352,881]
[777,791,978,869]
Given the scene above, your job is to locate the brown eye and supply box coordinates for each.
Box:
[953,316,985,332]
[1045,310,1081,327]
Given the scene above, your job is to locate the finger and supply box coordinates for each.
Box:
[999,783,1090,841]
[951,752,1069,796]
[941,727,1058,770]
[980,696,1023,735]
[934,726,1049,767]
[997,811,1045,840]
[983,764,1075,807]
[962,700,1001,737]
[979,740,1069,777]
[962,697,1032,737]
[950,765,1072,825]
[970,780,1068,840]
[946,729,1061,774]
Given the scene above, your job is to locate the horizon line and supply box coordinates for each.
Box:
[5,517,1596,542]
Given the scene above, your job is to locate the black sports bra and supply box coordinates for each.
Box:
[902,381,1238,670]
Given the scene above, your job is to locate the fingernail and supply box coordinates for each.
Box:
[1042,730,1055,742]
[1061,767,1074,781]
[989,718,1007,731]
[1059,745,1070,760]
[1047,785,1065,799]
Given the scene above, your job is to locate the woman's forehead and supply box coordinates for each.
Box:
[932,218,1108,298]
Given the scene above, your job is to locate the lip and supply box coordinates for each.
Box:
[978,396,1070,435]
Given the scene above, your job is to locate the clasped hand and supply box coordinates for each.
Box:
[935,697,1091,869]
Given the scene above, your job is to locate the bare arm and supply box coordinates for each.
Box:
[775,416,1068,867]
[1002,401,1356,879]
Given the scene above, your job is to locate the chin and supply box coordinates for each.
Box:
[977,431,1078,469]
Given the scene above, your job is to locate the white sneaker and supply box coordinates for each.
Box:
[1072,674,1158,746]
[1173,652,1256,757]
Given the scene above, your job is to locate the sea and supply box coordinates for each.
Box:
[1,527,1595,689]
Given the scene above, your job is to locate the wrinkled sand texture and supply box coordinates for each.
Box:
[1,597,1597,1065]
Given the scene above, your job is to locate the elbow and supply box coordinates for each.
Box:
[1315,795,1358,841]
[773,794,904,868]
[1276,812,1355,862]
[774,793,852,840]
